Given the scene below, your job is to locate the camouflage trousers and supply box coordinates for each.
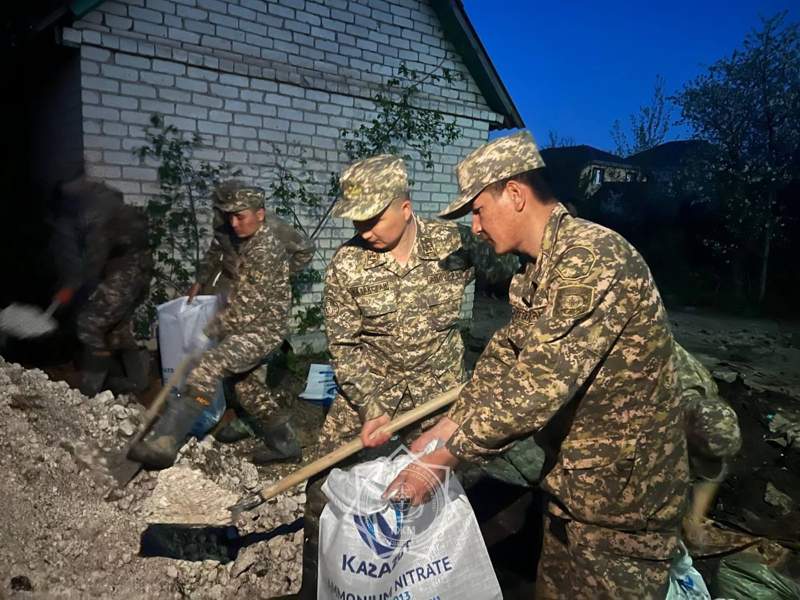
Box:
[76,255,151,351]
[299,390,441,599]
[535,513,674,599]
[185,342,283,422]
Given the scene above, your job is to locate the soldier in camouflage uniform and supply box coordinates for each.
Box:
[674,341,742,479]
[188,205,314,301]
[673,341,742,549]
[52,175,153,397]
[386,131,690,599]
[187,186,315,444]
[298,155,475,598]
[483,342,742,488]
[130,181,307,470]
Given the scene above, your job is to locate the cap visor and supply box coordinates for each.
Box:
[332,196,394,221]
[438,192,474,220]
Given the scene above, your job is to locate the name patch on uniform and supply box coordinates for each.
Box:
[553,284,594,318]
[428,270,468,285]
[349,280,393,298]
[555,246,596,281]
[418,237,435,256]
[511,307,543,324]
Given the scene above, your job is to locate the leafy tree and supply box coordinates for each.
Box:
[611,75,672,156]
[674,12,800,304]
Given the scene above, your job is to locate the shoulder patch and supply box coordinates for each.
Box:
[553,284,594,318]
[421,218,460,258]
[555,246,597,281]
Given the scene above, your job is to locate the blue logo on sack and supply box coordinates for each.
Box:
[353,504,406,559]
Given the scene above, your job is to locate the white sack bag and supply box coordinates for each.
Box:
[665,542,711,600]
[156,295,224,434]
[319,446,503,600]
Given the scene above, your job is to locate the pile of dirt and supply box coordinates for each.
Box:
[0,356,308,598]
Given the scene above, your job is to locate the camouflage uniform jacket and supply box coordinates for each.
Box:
[324,216,474,422]
[205,222,291,370]
[196,209,314,295]
[446,204,689,540]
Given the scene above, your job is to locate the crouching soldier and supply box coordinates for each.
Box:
[129,181,312,469]
[674,342,742,547]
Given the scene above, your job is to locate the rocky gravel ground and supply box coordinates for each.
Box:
[0,357,307,599]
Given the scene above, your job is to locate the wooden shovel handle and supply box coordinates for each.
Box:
[257,385,463,503]
[130,353,197,445]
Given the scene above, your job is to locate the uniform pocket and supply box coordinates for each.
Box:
[559,435,639,522]
[426,293,462,332]
[357,295,397,335]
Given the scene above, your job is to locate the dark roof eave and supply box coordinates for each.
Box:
[430,0,524,130]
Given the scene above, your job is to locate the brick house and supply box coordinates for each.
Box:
[2,0,522,319]
[541,145,645,204]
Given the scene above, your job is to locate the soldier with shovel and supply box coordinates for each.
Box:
[129,181,310,470]
[51,175,153,397]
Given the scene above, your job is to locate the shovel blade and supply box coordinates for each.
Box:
[104,449,144,488]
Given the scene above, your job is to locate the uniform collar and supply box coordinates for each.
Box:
[415,216,439,261]
[531,203,570,285]
[236,222,265,255]
[362,215,431,270]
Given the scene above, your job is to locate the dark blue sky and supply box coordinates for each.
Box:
[463,0,797,153]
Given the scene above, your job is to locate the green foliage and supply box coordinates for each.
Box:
[674,12,800,303]
[339,63,462,167]
[132,114,240,336]
[294,304,324,335]
[611,75,672,157]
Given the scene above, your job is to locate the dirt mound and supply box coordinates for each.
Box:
[0,357,305,599]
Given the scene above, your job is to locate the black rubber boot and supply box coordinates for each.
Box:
[214,416,256,443]
[250,415,302,465]
[78,347,113,397]
[127,395,205,470]
[107,348,151,395]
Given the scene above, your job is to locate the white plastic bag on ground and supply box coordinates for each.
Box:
[319,445,502,600]
[666,542,711,599]
[156,296,224,435]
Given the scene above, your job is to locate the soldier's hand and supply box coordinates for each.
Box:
[53,287,75,306]
[360,414,391,448]
[383,447,458,506]
[186,283,201,304]
[410,416,459,453]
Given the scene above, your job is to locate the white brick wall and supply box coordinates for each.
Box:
[61,0,507,321]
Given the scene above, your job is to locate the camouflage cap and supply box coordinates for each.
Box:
[439,130,545,218]
[333,155,409,221]
[213,180,265,213]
